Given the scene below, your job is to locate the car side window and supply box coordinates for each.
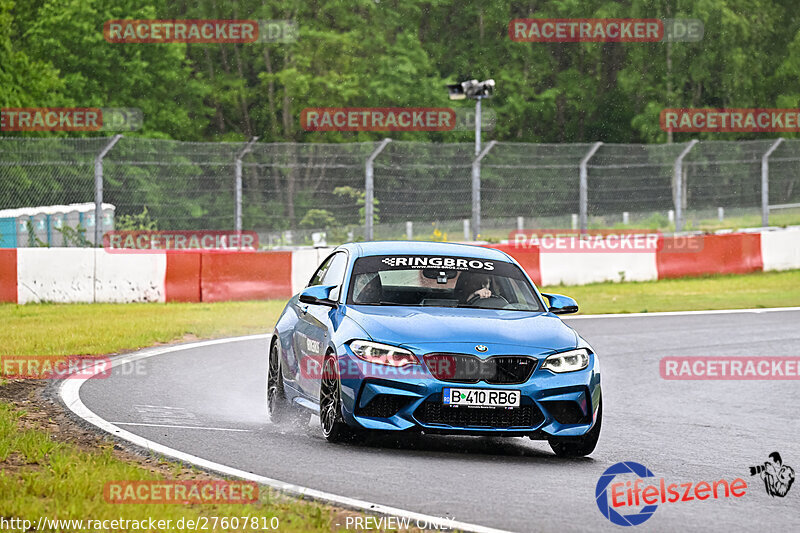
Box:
[321,252,348,301]
[308,255,334,287]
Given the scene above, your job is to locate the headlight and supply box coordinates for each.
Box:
[349,340,420,367]
[541,349,590,373]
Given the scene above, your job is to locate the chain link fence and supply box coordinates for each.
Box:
[104,137,245,230]
[241,142,379,245]
[0,137,110,208]
[483,142,594,223]
[2,137,800,247]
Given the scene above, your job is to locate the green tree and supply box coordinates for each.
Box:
[0,0,64,108]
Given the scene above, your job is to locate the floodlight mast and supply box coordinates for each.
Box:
[447,79,494,156]
[446,79,495,240]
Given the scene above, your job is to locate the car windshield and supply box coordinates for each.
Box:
[347,255,544,312]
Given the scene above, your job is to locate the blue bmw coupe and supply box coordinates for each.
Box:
[269,241,602,456]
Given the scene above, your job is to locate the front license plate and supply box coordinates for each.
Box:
[442,388,520,408]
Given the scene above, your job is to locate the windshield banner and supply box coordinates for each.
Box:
[353,255,524,276]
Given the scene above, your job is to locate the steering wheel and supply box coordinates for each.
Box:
[466,294,509,307]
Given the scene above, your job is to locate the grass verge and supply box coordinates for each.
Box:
[0,403,339,532]
[0,301,284,356]
[542,269,800,314]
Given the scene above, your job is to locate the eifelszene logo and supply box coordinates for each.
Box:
[750,452,795,497]
[596,462,658,526]
[595,461,747,526]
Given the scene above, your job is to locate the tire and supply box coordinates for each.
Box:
[548,398,602,457]
[267,341,289,422]
[319,353,356,442]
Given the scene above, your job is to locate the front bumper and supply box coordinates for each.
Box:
[337,346,601,438]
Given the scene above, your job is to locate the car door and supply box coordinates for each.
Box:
[294,251,348,398]
[284,253,331,390]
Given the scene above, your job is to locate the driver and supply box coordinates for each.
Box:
[458,273,493,303]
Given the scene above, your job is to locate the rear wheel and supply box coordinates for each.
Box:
[267,342,288,422]
[548,399,602,457]
[319,354,356,442]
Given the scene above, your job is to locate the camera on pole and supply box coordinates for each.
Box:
[447,79,495,100]
[445,78,495,240]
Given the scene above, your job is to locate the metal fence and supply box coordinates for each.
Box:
[2,137,799,247]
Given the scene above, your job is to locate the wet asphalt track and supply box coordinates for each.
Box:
[76,309,800,532]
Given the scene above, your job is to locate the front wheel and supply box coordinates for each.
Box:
[319,354,356,442]
[548,399,602,457]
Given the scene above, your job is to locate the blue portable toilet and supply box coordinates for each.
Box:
[0,207,22,248]
[49,207,66,247]
[16,211,30,247]
[101,205,115,235]
[31,213,48,245]
[83,209,96,245]
[0,203,115,247]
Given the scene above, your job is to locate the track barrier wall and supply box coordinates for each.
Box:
[760,227,800,272]
[200,251,292,302]
[3,229,799,304]
[539,250,657,286]
[18,248,96,304]
[165,253,202,303]
[0,249,17,303]
[655,233,763,279]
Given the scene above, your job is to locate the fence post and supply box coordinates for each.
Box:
[365,138,392,241]
[234,136,259,233]
[673,139,698,232]
[472,140,497,240]
[94,135,122,246]
[579,142,603,233]
[762,138,784,227]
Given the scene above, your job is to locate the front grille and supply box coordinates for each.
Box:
[414,395,544,428]
[423,353,537,384]
[355,394,410,418]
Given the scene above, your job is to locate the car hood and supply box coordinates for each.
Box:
[343,305,578,353]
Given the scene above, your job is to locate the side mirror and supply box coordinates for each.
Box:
[542,293,579,315]
[299,285,338,308]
